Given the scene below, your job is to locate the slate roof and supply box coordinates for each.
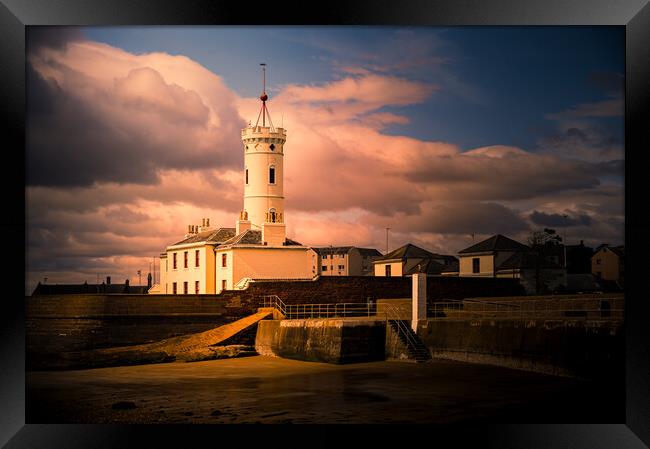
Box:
[312,247,382,257]
[357,248,382,257]
[403,257,457,275]
[172,227,236,246]
[458,234,529,254]
[497,251,563,270]
[312,246,353,255]
[376,243,439,261]
[217,229,303,247]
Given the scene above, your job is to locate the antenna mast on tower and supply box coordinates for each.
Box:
[255,63,275,131]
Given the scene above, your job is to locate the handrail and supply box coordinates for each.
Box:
[383,303,422,352]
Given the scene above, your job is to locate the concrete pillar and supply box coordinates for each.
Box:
[412,273,427,333]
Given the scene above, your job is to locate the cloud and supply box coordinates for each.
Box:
[529,210,593,227]
[25,33,624,293]
[27,40,245,187]
[280,74,437,107]
[545,98,623,121]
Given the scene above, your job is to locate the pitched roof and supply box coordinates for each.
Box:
[357,247,382,257]
[217,229,303,247]
[311,246,382,257]
[376,243,443,261]
[172,227,236,246]
[312,246,353,255]
[497,251,563,270]
[458,234,529,254]
[403,257,456,275]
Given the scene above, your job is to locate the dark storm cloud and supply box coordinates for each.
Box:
[365,201,530,236]
[27,27,85,54]
[529,210,593,228]
[26,62,244,187]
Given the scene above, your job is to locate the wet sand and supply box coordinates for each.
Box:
[26,356,623,424]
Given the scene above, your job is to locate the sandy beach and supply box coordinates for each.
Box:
[26,355,623,424]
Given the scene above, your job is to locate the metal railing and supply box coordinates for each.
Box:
[260,295,378,320]
[383,303,423,353]
[429,295,624,321]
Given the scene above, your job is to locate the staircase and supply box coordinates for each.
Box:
[383,302,431,363]
[387,320,431,363]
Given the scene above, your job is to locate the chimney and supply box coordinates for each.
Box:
[202,218,206,227]
[206,218,210,227]
[106,276,111,285]
[188,224,191,234]
[147,272,152,288]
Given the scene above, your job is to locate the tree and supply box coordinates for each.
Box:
[527,228,563,294]
[527,228,562,247]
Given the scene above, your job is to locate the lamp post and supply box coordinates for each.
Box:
[385,227,391,254]
[562,214,569,268]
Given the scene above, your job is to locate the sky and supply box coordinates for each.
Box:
[25,26,624,293]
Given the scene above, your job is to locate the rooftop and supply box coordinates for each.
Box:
[458,234,529,255]
[172,227,236,246]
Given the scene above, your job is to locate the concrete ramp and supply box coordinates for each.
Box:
[171,310,272,355]
[59,310,272,369]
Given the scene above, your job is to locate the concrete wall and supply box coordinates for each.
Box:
[459,254,494,277]
[417,318,624,378]
[374,261,403,277]
[255,319,386,364]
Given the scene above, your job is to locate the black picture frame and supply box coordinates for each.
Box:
[2,0,649,447]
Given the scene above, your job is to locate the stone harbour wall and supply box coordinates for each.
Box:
[255,319,386,364]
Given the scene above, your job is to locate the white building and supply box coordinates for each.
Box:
[153,66,317,294]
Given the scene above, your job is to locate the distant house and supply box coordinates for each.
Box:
[31,277,149,296]
[495,251,567,294]
[373,243,458,277]
[565,240,594,274]
[458,234,529,277]
[313,246,382,276]
[592,245,625,282]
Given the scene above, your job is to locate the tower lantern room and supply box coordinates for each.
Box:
[239,64,287,245]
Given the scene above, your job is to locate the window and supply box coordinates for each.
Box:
[269,165,276,184]
[245,168,248,184]
[322,265,328,271]
[173,253,177,269]
[172,282,177,294]
[338,265,345,270]
[184,251,188,269]
[269,208,277,223]
[183,281,188,294]
[385,265,392,277]
[195,250,200,267]
[269,143,275,151]
[222,254,227,267]
[596,259,602,265]
[472,258,480,274]
[222,280,227,291]
[195,281,200,294]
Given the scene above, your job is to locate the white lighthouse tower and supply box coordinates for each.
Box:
[238,63,287,246]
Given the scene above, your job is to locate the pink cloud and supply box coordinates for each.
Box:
[25,37,624,293]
